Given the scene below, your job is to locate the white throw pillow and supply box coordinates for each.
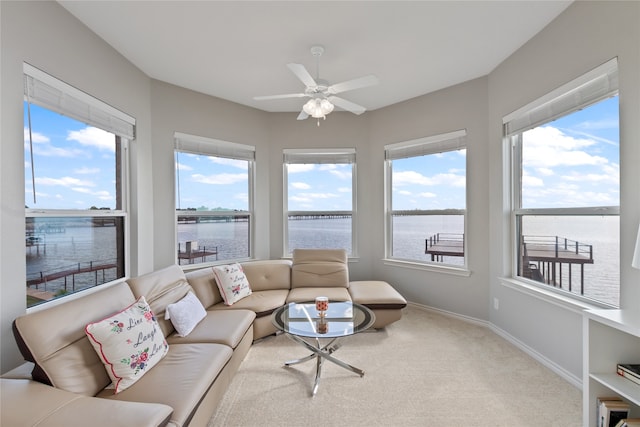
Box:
[212,263,252,306]
[85,296,169,394]
[165,291,207,337]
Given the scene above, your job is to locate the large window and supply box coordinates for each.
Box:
[505,58,619,306]
[284,148,356,256]
[24,64,134,308]
[174,133,255,265]
[385,130,467,267]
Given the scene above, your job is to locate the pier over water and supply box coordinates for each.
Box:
[425,233,594,294]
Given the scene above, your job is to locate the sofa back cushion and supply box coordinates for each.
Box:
[241,260,292,291]
[126,264,192,337]
[185,267,224,308]
[13,281,136,396]
[291,249,349,289]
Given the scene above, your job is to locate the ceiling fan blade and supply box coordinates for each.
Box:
[297,109,309,120]
[253,93,307,101]
[287,63,317,88]
[328,75,379,95]
[328,96,367,115]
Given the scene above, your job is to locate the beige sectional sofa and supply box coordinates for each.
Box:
[3,249,406,427]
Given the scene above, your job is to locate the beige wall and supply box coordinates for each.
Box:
[488,1,640,381]
[1,1,638,386]
[1,1,153,372]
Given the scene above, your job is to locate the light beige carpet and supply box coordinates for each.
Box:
[209,306,581,427]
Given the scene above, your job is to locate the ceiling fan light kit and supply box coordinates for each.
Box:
[254,45,379,126]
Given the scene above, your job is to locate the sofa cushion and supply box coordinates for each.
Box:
[348,280,408,309]
[291,249,349,289]
[166,309,255,348]
[98,343,232,427]
[85,296,169,394]
[212,263,252,305]
[165,291,207,337]
[210,289,289,317]
[185,267,224,308]
[240,260,292,291]
[286,287,351,304]
[12,282,136,396]
[127,264,192,337]
[0,379,173,427]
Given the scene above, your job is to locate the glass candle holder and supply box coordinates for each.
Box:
[315,296,329,313]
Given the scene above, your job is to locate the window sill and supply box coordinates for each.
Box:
[498,277,615,314]
[383,258,471,277]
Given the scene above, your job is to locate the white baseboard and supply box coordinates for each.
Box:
[407,302,583,390]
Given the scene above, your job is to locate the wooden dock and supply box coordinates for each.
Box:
[424,233,594,294]
[425,233,464,261]
[177,241,218,265]
[27,262,117,289]
[521,235,593,293]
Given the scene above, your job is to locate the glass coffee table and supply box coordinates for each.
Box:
[271,301,375,396]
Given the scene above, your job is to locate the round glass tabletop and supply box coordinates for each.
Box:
[271,301,375,338]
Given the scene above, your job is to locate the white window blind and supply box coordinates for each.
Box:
[385,129,467,160]
[503,57,618,136]
[175,132,255,161]
[23,63,136,139]
[283,148,356,164]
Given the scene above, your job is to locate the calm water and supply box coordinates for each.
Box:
[27,216,620,306]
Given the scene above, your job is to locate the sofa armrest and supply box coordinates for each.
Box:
[0,379,173,427]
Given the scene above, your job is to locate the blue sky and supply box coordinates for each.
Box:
[24,103,118,210]
[26,95,619,212]
[175,152,249,211]
[521,95,619,209]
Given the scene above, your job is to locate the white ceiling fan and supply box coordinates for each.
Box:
[254,46,379,125]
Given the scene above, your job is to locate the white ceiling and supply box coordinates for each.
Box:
[58,1,572,114]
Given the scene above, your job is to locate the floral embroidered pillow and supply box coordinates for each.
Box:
[212,263,252,305]
[85,296,169,394]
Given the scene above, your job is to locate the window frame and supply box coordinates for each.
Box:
[283,148,357,258]
[384,130,468,271]
[24,63,133,307]
[504,58,620,307]
[174,132,256,266]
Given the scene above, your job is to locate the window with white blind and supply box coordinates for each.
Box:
[283,148,356,256]
[385,130,467,267]
[24,63,133,308]
[504,58,620,306]
[174,132,255,265]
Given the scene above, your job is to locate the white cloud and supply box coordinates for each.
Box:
[291,182,311,190]
[288,164,315,173]
[191,173,246,185]
[25,128,83,157]
[337,187,351,193]
[24,128,50,144]
[67,127,115,152]
[176,162,193,171]
[297,192,339,200]
[393,170,465,187]
[234,192,248,203]
[522,173,544,187]
[329,169,351,180]
[36,176,95,187]
[523,126,607,168]
[74,167,100,174]
[419,192,437,198]
[209,157,248,170]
